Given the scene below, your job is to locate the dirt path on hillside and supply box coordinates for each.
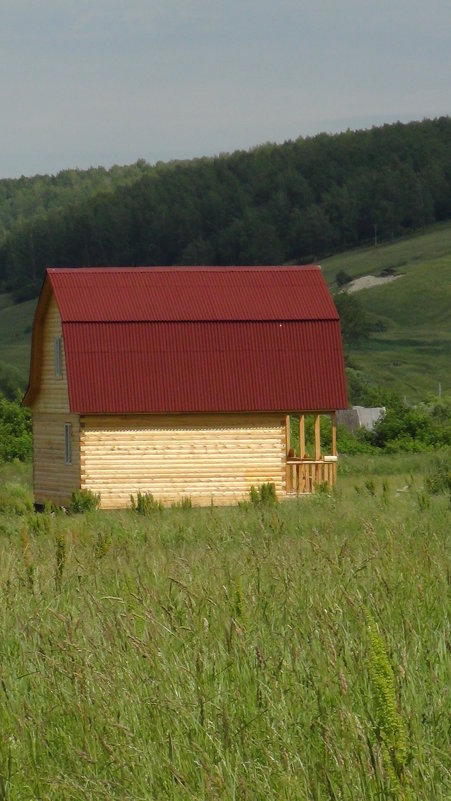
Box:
[345,274,403,293]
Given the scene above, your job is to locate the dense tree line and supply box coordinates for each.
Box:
[0,160,151,239]
[0,117,450,297]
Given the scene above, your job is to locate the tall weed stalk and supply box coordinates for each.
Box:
[366,612,411,799]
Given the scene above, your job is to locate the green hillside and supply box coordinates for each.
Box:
[322,223,451,400]
[0,294,37,394]
[0,222,450,400]
[321,222,451,285]
[1,118,450,300]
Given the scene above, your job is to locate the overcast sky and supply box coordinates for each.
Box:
[1,0,450,179]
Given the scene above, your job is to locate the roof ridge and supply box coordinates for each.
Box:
[47,264,321,273]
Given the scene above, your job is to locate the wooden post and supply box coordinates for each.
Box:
[331,412,337,485]
[331,412,337,456]
[314,414,321,461]
[285,414,291,493]
[299,414,305,458]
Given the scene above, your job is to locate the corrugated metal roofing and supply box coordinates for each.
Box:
[63,321,348,413]
[47,266,339,322]
[31,266,348,413]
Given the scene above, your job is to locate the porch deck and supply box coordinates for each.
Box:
[284,411,338,494]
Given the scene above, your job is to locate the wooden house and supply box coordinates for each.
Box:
[23,266,348,508]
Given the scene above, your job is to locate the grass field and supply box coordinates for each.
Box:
[0,454,449,800]
[0,295,37,390]
[322,223,451,400]
[321,222,451,285]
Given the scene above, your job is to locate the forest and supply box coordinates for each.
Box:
[0,116,450,299]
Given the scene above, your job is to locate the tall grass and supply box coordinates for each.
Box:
[0,456,449,799]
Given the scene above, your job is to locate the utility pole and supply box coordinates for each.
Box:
[373,223,378,248]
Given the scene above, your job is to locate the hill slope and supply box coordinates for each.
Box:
[0,294,37,395]
[322,224,451,400]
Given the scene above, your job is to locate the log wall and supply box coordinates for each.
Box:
[80,414,286,508]
[33,413,81,505]
[33,295,70,414]
[29,296,81,505]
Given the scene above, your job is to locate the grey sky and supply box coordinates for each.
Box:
[1,0,450,178]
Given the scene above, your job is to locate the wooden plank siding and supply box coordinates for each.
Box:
[80,414,286,508]
[28,296,81,505]
[33,295,71,415]
[33,413,81,505]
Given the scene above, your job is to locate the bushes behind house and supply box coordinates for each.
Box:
[0,393,32,462]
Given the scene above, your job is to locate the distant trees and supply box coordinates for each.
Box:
[1,117,451,296]
[0,161,150,241]
[333,291,373,345]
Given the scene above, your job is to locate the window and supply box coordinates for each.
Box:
[54,336,63,378]
[64,423,72,465]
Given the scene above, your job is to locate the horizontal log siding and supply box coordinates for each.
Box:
[80,414,286,508]
[33,295,70,414]
[33,413,81,505]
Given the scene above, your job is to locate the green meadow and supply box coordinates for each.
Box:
[0,454,449,800]
[322,223,451,400]
[0,295,37,392]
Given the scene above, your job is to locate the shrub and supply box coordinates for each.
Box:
[0,394,32,462]
[28,512,52,535]
[425,451,451,495]
[373,403,433,450]
[0,483,33,515]
[336,424,376,455]
[130,491,164,514]
[249,482,278,505]
[336,269,352,287]
[69,488,100,514]
[333,291,373,345]
[368,394,451,453]
[0,362,26,401]
[171,496,192,510]
[94,528,112,559]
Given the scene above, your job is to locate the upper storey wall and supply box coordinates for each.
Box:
[33,295,70,414]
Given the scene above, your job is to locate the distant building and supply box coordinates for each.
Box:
[337,406,385,433]
[23,265,348,508]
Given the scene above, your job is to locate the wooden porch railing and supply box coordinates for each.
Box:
[285,411,338,494]
[286,457,338,494]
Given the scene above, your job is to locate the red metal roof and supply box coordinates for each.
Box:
[47,266,339,322]
[37,267,348,413]
[63,321,347,413]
